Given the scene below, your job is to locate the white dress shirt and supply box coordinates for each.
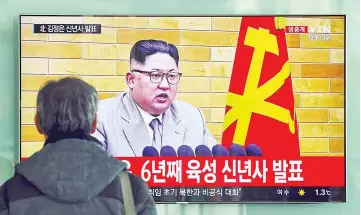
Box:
[135,104,163,142]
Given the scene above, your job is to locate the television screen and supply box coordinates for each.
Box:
[20,15,346,203]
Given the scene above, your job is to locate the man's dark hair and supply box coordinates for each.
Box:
[130,39,179,66]
[36,77,98,135]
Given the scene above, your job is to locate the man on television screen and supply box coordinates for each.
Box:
[92,39,217,157]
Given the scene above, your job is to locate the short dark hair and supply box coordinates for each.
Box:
[36,77,98,135]
[129,39,179,66]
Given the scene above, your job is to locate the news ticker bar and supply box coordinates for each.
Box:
[149,187,346,203]
[118,157,345,187]
[21,156,345,187]
[32,24,327,34]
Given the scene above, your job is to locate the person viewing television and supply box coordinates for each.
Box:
[0,77,156,215]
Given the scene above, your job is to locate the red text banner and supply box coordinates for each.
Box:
[20,156,345,187]
[114,157,343,187]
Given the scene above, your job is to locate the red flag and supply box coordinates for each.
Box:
[221,17,300,158]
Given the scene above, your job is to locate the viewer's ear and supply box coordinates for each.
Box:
[126,72,135,89]
[90,113,97,134]
[34,113,44,135]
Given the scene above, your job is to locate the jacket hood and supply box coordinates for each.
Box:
[16,131,127,203]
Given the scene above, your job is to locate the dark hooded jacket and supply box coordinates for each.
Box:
[0,131,157,215]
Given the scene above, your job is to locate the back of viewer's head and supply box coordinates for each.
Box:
[36,77,98,135]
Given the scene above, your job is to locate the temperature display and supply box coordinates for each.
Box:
[315,189,331,196]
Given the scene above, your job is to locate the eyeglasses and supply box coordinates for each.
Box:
[131,70,182,85]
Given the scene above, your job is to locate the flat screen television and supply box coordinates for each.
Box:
[19,15,346,203]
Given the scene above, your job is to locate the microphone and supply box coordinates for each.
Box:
[245,144,263,156]
[177,145,195,156]
[229,144,246,156]
[211,144,228,156]
[195,145,212,156]
[160,145,177,156]
[142,146,159,156]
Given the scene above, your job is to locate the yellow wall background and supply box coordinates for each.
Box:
[20,16,344,158]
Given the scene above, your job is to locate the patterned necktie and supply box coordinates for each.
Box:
[149,118,162,150]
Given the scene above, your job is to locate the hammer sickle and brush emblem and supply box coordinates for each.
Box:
[223,24,296,146]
